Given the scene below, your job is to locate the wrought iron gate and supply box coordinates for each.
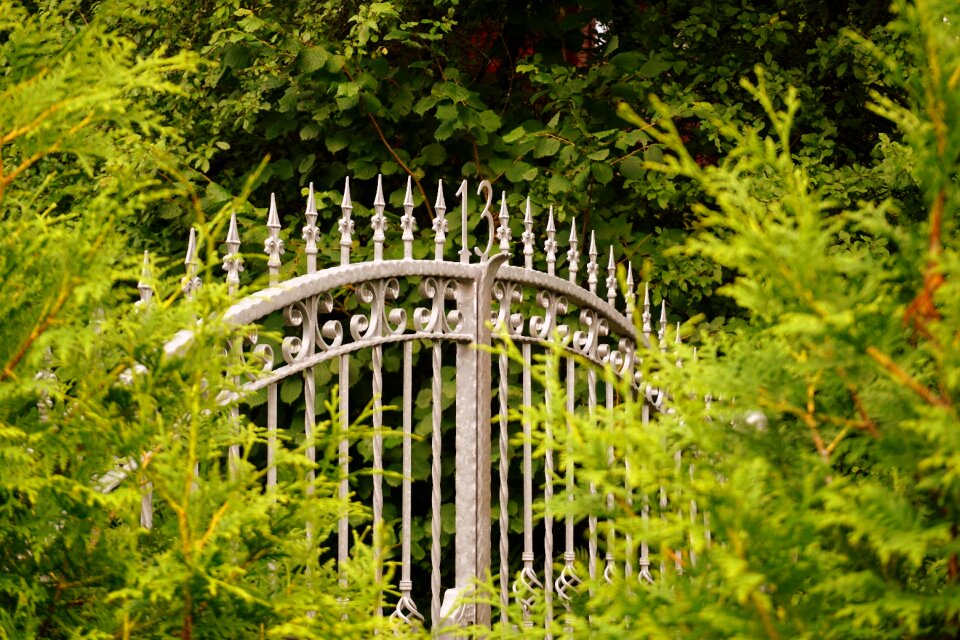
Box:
[141,175,681,634]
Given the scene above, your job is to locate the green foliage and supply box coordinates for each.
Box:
[0,4,411,638]
[512,1,960,637]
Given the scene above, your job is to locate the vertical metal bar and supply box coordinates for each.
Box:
[267,384,277,492]
[431,341,443,626]
[338,178,352,591]
[498,348,510,622]
[517,341,540,627]
[603,366,616,584]
[338,354,349,587]
[372,343,384,600]
[543,356,555,637]
[395,340,422,622]
[587,365,597,586]
[304,363,316,543]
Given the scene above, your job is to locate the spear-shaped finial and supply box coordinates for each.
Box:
[339,177,355,266]
[372,174,387,262]
[545,206,557,276]
[606,246,617,307]
[264,193,284,285]
[587,231,598,294]
[496,192,511,253]
[625,262,636,322]
[566,217,579,284]
[522,196,534,270]
[223,212,243,292]
[658,299,668,352]
[432,179,448,261]
[137,250,153,306]
[401,176,416,260]
[642,283,653,344]
[303,182,319,274]
[182,227,201,298]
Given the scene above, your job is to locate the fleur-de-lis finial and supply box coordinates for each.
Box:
[339,177,355,266]
[137,250,153,306]
[567,217,579,284]
[642,283,653,345]
[264,193,284,285]
[658,299,668,352]
[303,183,319,274]
[223,212,243,292]
[587,231,599,295]
[522,196,534,270]
[606,246,617,307]
[497,192,511,253]
[401,176,416,260]
[372,174,387,262]
[545,206,557,276]
[626,262,636,322]
[182,227,201,298]
[432,179,448,261]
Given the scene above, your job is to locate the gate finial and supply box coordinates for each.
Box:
[182,227,201,298]
[606,246,617,307]
[401,176,416,260]
[339,177,354,266]
[545,206,557,276]
[223,213,243,292]
[587,231,598,294]
[496,192,511,253]
[264,193,284,284]
[303,183,319,273]
[625,262,636,322]
[372,174,387,261]
[566,218,579,284]
[432,179,448,261]
[521,197,534,270]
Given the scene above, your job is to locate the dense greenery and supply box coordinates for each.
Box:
[1,0,958,637]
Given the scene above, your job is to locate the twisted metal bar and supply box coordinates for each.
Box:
[498,349,510,622]
[513,342,541,627]
[372,342,384,612]
[392,341,424,626]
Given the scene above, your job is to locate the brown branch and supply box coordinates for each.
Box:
[341,66,434,220]
[866,346,950,408]
[1,283,73,382]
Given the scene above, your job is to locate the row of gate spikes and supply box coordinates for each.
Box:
[137,174,682,347]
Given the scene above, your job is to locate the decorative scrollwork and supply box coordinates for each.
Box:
[512,555,543,625]
[280,292,340,365]
[239,329,274,380]
[391,585,424,627]
[414,276,462,334]
[572,307,609,357]
[492,280,524,335]
[350,278,407,341]
[529,289,569,342]
[555,559,582,602]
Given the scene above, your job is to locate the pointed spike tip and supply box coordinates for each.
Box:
[589,231,597,256]
[608,246,615,269]
[644,282,650,304]
[306,182,316,215]
[374,174,385,207]
[524,196,532,223]
[267,193,280,228]
[499,192,508,217]
[434,179,446,210]
[661,299,668,322]
[185,227,197,264]
[569,216,577,241]
[341,176,352,208]
[547,206,555,231]
[226,212,240,245]
[626,262,634,286]
[404,175,414,207]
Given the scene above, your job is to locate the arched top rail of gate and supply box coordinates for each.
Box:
[196,175,677,392]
